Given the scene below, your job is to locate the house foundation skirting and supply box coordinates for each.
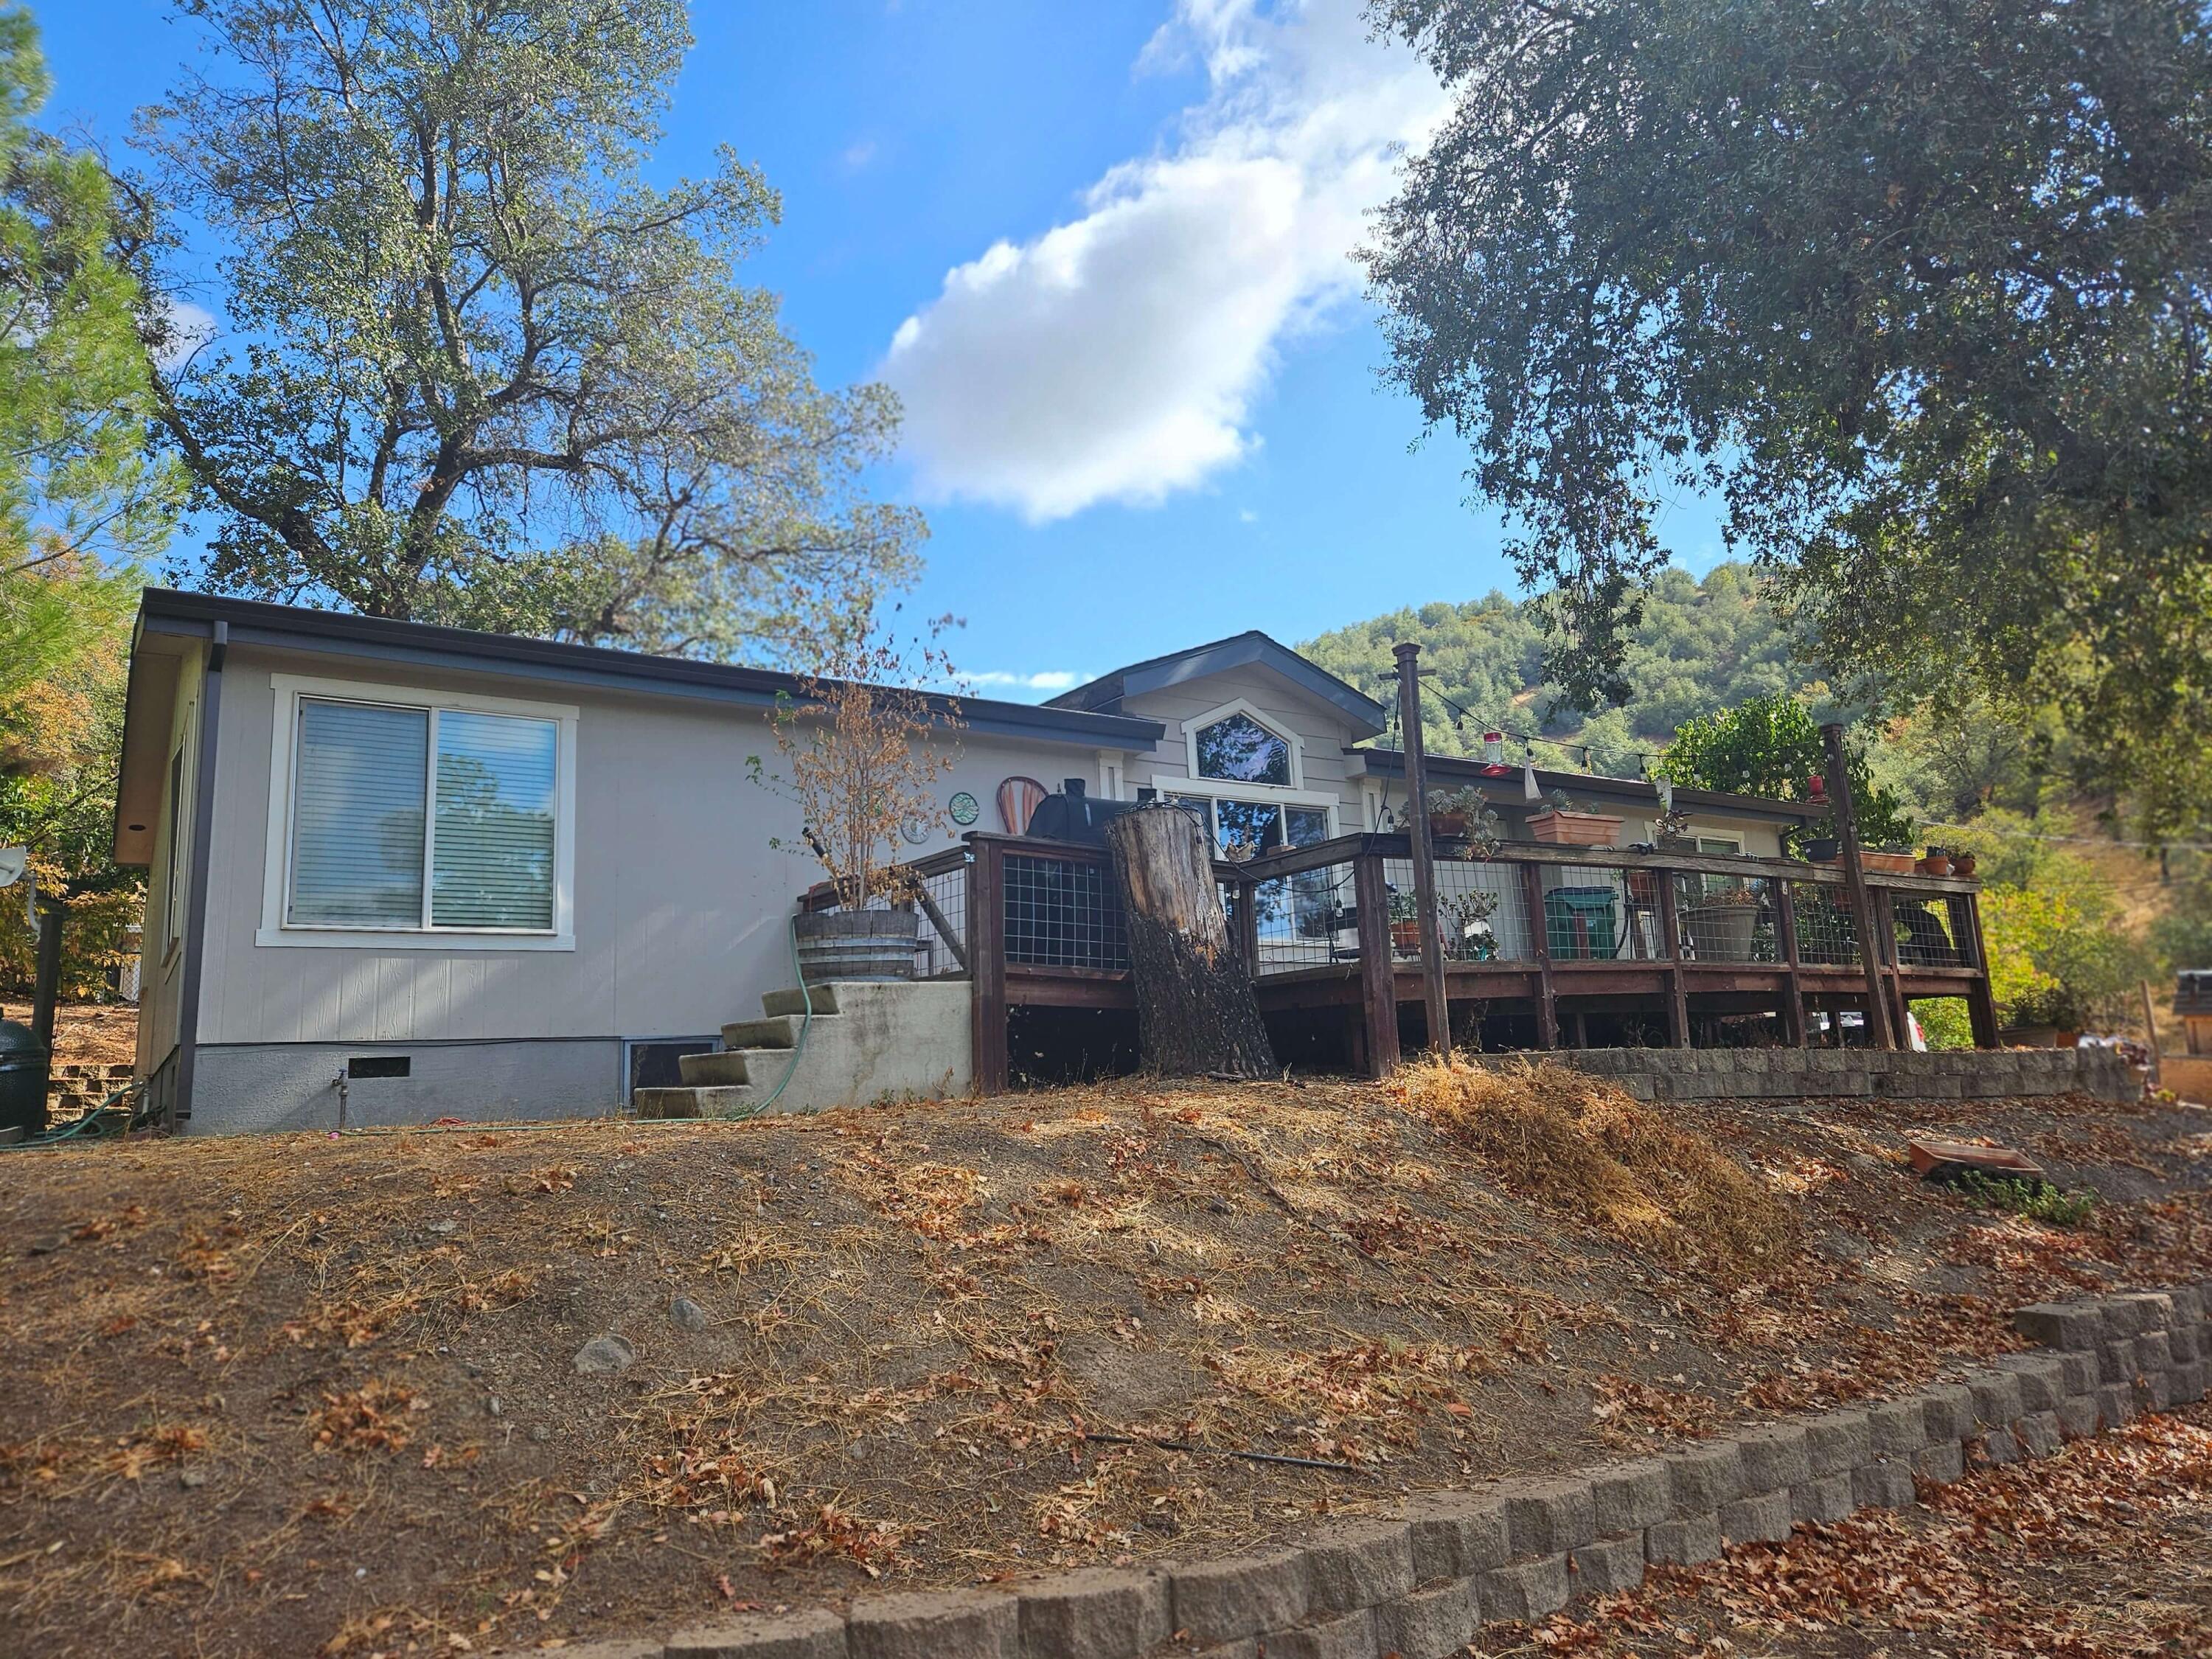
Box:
[597,1282,2211,1659]
[1467,1045,2139,1105]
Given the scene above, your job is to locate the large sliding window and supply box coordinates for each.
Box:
[263,676,575,949]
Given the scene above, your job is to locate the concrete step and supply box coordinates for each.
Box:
[721,1014,814,1050]
[677,1050,754,1087]
[634,1085,752,1120]
[762,984,841,1018]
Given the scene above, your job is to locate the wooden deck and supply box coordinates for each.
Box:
[804,830,2000,1092]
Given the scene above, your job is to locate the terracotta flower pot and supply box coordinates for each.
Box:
[1427,811,1469,838]
[1390,919,1422,955]
[1527,809,1624,848]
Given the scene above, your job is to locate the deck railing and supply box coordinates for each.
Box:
[799,827,1997,1091]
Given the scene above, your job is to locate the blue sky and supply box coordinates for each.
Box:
[39,1,1721,698]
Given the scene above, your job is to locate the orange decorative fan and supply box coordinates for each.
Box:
[997,776,1048,835]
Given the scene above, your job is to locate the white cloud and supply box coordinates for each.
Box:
[880,1,1447,521]
[842,138,878,173]
[157,298,218,370]
[967,669,1087,692]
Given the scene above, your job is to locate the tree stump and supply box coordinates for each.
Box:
[1106,804,1277,1079]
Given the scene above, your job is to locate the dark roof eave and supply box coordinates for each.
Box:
[1350,746,1823,824]
[1046,629,1388,737]
[132,590,1165,750]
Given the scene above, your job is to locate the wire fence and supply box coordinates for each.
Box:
[1791,883,1862,965]
[1673,873,1780,964]
[1004,852,1129,970]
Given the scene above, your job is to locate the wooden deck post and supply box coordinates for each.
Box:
[967,835,1009,1093]
[1774,880,1809,1046]
[1655,867,1691,1048]
[1352,848,1402,1077]
[1963,890,2000,1049]
[1234,876,1260,976]
[1394,643,1453,1055]
[1519,860,1559,1048]
[1820,723,1896,1049]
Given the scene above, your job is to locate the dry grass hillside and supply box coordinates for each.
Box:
[0,1064,2207,1658]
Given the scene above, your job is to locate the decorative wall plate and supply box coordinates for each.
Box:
[901,815,931,846]
[947,790,980,827]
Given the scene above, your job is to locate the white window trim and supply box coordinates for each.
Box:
[1163,779,1340,855]
[257,672,579,951]
[1644,821,1746,854]
[1183,697,1305,791]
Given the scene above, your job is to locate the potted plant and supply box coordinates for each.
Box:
[751,622,964,983]
[1439,887,1499,961]
[1683,882,1761,960]
[1804,836,1841,862]
[1426,785,1504,860]
[1652,803,1697,854]
[1916,844,1952,876]
[1387,888,1422,956]
[1950,849,1978,877]
[1863,843,1919,875]
[1526,788,1624,848]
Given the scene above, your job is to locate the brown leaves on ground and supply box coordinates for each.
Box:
[1401,1057,1798,1279]
[1497,1403,2212,1658]
[310,1380,431,1454]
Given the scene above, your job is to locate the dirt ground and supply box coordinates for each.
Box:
[1484,1402,2212,1658]
[0,999,136,1068]
[0,1065,2205,1658]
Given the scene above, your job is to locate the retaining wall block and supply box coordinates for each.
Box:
[1717,1490,1793,1545]
[1498,1476,1597,1557]
[1851,1459,1917,1512]
[1015,1568,1169,1659]
[1568,1534,1649,1599]
[1913,1440,1966,1484]
[576,1644,681,1659]
[2099,1340,2138,1385]
[2136,1330,2174,1372]
[1370,1578,1475,1659]
[1394,1492,1510,1584]
[1966,1427,2017,1466]
[665,1609,848,1659]
[1259,1608,1377,1659]
[2173,1360,2207,1405]
[2058,1352,2098,1397]
[1644,1514,1724,1567]
[1802,1409,1871,1478]
[1300,1520,1416,1614]
[2014,1303,2104,1351]
[2095,1384,2137,1430]
[1865,1397,1930,1459]
[1992,1354,2067,1413]
[1665,1441,1746,1517]
[2013,1411,2064,1458]
[846,1589,1019,1659]
[2166,1286,2205,1325]
[1170,1549,1310,1646]
[2109,1293,2173,1336]
[1588,1459,1672,1536]
[1474,1556,1571,1624]
[2132,1369,2174,1412]
[1790,1472,1855,1526]
[1964,1370,2025,1427]
[1730,1424,1812,1493]
[1183,1642,1256,1659]
[2168,1325,2200,1365]
[1919,1384,1977,1444]
[2058,1394,2102,1439]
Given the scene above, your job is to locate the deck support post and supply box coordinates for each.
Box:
[1655,867,1691,1048]
[1519,860,1559,1049]
[1393,643,1453,1055]
[1962,891,2000,1049]
[1774,880,1809,1046]
[967,835,1009,1093]
[1821,723,1896,1050]
[1352,848,1402,1077]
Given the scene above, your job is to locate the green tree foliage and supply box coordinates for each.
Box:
[1364,0,2212,832]
[125,0,920,659]
[1655,694,1916,852]
[0,2,175,712]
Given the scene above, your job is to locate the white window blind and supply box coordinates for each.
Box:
[431,710,557,929]
[289,700,428,926]
[285,698,559,933]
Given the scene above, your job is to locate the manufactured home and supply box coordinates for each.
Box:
[113,591,1995,1133]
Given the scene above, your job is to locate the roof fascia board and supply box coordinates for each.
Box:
[133,594,1162,750]
[1116,634,1387,736]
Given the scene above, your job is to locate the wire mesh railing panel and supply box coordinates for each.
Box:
[1004,853,1129,970]
[1891,893,1966,967]
[915,863,969,978]
[1433,857,1533,961]
[1540,864,1648,961]
[1672,873,1780,964]
[1250,859,1360,974]
[1792,883,1861,965]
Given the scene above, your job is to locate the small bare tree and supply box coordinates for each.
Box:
[751,616,964,909]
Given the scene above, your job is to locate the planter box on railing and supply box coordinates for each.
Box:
[1526,809,1623,848]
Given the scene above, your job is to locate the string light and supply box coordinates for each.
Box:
[1377,671,1660,776]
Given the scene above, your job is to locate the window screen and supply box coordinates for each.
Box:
[289,700,428,926]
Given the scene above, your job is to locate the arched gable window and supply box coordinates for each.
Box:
[1194,709,1291,787]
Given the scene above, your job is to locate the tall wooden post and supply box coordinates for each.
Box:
[1962,890,1999,1048]
[1774,880,1809,1046]
[1655,869,1691,1048]
[1519,861,1559,1048]
[967,837,1009,1093]
[1820,723,1896,1049]
[1394,644,1452,1055]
